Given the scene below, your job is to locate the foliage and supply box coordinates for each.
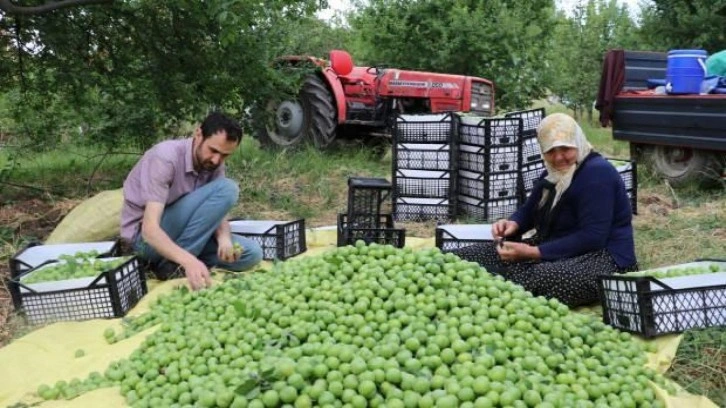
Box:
[546,0,639,121]
[0,0,325,149]
[348,0,557,111]
[637,0,726,53]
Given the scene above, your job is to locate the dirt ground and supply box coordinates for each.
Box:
[0,198,82,346]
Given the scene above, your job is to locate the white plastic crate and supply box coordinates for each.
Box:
[599,261,726,337]
[229,219,306,261]
[393,197,454,222]
[394,169,453,198]
[11,256,145,325]
[10,241,119,276]
[435,224,494,252]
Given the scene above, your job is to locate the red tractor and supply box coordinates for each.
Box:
[254,50,495,149]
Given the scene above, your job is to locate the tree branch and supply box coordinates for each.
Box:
[0,0,113,16]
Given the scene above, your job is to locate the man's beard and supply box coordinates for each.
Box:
[195,146,219,172]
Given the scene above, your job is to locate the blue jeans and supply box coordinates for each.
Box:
[134,178,263,272]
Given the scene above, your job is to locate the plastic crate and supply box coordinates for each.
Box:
[394,169,452,199]
[393,197,455,222]
[458,144,519,174]
[598,260,726,337]
[457,194,519,222]
[520,160,546,200]
[9,240,120,277]
[607,158,638,215]
[393,113,455,144]
[394,143,453,171]
[9,256,147,325]
[347,177,392,220]
[457,169,520,201]
[230,219,306,261]
[522,136,542,164]
[458,117,523,147]
[337,214,406,248]
[504,108,545,135]
[435,224,494,252]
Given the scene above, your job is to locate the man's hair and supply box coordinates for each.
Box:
[200,112,243,144]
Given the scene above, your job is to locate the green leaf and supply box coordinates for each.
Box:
[235,378,258,395]
[232,300,246,317]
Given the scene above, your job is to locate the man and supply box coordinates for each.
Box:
[120,112,263,290]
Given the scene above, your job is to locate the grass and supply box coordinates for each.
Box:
[0,118,724,405]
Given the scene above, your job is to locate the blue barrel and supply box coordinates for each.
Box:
[666,49,708,94]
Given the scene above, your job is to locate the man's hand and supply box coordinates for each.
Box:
[217,235,236,263]
[492,219,519,239]
[182,258,213,291]
[496,241,541,262]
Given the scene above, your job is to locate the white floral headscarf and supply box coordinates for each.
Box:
[537,113,593,208]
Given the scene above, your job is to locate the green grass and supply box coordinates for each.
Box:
[1,123,724,405]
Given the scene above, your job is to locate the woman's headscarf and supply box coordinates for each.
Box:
[536,113,593,209]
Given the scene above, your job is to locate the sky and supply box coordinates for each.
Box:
[317,0,647,21]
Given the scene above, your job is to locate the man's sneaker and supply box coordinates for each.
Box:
[154,261,185,281]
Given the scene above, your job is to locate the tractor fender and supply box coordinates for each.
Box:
[320,68,347,124]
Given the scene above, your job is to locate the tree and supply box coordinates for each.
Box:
[0,0,112,15]
[0,0,326,149]
[348,0,556,111]
[637,0,726,53]
[547,0,638,121]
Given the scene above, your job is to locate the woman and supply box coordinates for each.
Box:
[452,113,637,307]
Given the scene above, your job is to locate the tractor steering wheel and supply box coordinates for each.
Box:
[366,65,388,76]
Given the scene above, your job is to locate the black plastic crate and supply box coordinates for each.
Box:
[607,158,638,215]
[522,136,542,164]
[520,160,546,200]
[393,143,453,172]
[393,113,455,144]
[394,169,452,199]
[337,214,406,248]
[435,224,495,253]
[598,260,726,337]
[347,177,392,220]
[393,197,455,222]
[457,170,520,201]
[457,195,519,223]
[230,219,307,261]
[505,108,545,134]
[458,144,519,174]
[10,240,121,278]
[9,256,147,325]
[458,117,523,148]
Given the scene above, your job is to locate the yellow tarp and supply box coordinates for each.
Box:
[0,230,718,408]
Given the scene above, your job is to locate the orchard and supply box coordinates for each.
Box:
[35,242,674,407]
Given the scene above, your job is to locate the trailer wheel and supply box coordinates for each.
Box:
[652,146,724,187]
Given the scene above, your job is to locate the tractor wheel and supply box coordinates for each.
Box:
[652,145,724,187]
[254,75,336,149]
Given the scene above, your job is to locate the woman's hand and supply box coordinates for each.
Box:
[491,219,519,239]
[497,241,541,262]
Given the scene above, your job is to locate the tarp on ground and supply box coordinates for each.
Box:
[0,228,719,408]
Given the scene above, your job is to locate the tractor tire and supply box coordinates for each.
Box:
[652,145,724,187]
[254,75,336,150]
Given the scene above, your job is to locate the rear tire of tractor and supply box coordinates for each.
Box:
[303,75,337,149]
[253,75,336,150]
[652,146,724,187]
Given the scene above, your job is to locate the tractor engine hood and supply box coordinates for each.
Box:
[378,69,467,99]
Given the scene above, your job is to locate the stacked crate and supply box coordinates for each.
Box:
[505,108,546,201]
[456,116,523,222]
[337,177,406,247]
[392,114,457,222]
